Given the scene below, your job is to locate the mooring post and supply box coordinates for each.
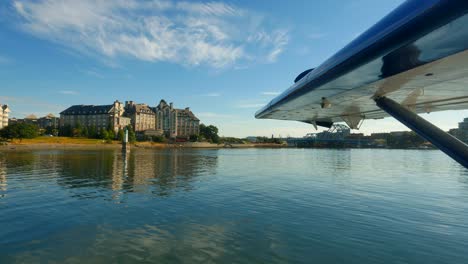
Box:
[122,128,130,153]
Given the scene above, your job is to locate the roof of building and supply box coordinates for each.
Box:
[155,99,172,110]
[25,114,38,120]
[175,108,200,121]
[60,104,115,115]
[125,103,155,115]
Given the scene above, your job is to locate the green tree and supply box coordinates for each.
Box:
[0,123,39,142]
[45,126,54,135]
[387,131,425,148]
[220,137,244,144]
[189,134,199,142]
[59,124,72,137]
[152,135,165,143]
[117,129,125,142]
[100,128,108,140]
[82,126,89,138]
[106,124,115,140]
[88,125,97,139]
[72,122,83,137]
[199,124,219,143]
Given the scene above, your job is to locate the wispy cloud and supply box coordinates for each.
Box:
[11,0,289,68]
[201,92,221,97]
[261,91,280,96]
[59,90,78,95]
[248,29,289,63]
[236,103,266,109]
[81,68,104,78]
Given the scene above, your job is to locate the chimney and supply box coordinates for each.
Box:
[170,102,173,109]
[185,107,190,111]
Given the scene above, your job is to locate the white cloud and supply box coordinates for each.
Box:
[175,1,241,16]
[248,29,289,63]
[261,91,280,96]
[201,92,221,97]
[59,90,78,95]
[12,0,289,68]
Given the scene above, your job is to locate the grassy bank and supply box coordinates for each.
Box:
[8,136,119,145]
[0,136,287,150]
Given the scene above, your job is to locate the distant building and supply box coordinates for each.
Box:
[124,101,156,132]
[8,117,18,125]
[154,100,175,136]
[456,118,468,143]
[10,113,59,130]
[60,100,130,133]
[174,107,200,138]
[38,113,60,130]
[154,100,200,138]
[0,104,10,129]
[24,114,38,124]
[59,99,200,138]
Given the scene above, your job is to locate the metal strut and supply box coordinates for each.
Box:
[375,96,468,169]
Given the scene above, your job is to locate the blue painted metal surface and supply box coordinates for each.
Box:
[255,0,468,119]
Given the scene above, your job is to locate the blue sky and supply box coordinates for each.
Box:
[1,0,467,137]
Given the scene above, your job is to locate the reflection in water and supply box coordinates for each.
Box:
[0,149,218,201]
[65,150,217,198]
[0,155,6,197]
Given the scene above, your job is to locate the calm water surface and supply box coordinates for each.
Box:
[0,148,467,263]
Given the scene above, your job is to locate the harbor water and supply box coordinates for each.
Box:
[0,148,467,263]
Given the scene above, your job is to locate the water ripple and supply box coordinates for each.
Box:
[0,149,467,263]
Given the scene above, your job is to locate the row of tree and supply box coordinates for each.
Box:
[0,123,39,141]
[0,122,222,144]
[59,123,136,142]
[385,131,426,148]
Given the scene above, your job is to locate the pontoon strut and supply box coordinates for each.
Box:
[375,96,468,169]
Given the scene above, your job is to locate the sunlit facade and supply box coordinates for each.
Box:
[154,100,200,138]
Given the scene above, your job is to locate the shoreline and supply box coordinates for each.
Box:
[0,142,288,151]
[0,143,437,151]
